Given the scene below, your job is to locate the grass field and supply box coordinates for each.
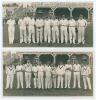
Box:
[3,70,93,96]
[3,22,93,47]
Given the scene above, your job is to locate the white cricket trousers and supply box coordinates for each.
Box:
[52,76,56,88]
[65,71,71,88]
[73,72,81,88]
[28,26,35,43]
[60,26,68,43]
[16,72,23,88]
[45,74,51,89]
[5,75,14,89]
[25,72,31,88]
[20,28,27,43]
[78,27,85,44]
[69,27,76,44]
[8,26,15,44]
[57,75,64,88]
[34,73,38,88]
[44,27,51,43]
[36,28,43,43]
[38,72,44,89]
[83,76,91,90]
[52,26,59,43]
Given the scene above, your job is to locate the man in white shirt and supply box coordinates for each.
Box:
[65,60,72,88]
[32,63,38,88]
[7,16,16,44]
[56,63,65,88]
[51,16,59,43]
[18,16,27,43]
[60,15,68,44]
[68,17,77,44]
[35,17,44,44]
[24,60,32,88]
[5,64,15,89]
[77,15,87,44]
[23,14,30,43]
[16,62,24,89]
[51,65,57,88]
[81,64,92,90]
[44,17,51,43]
[44,63,52,89]
[27,16,35,43]
[37,63,44,89]
[73,60,81,88]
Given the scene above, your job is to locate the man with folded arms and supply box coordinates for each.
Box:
[81,63,92,90]
[5,63,15,89]
[56,62,65,88]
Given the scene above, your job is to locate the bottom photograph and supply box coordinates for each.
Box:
[3,52,93,96]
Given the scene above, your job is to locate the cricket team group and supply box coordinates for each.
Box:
[5,59,92,90]
[7,14,87,45]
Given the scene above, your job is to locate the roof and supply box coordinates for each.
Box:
[3,2,93,8]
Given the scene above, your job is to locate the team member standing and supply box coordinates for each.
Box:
[81,64,92,90]
[56,63,65,88]
[16,63,24,89]
[37,63,44,89]
[27,16,35,43]
[5,64,15,89]
[23,15,31,43]
[24,60,32,88]
[35,17,44,44]
[60,15,68,44]
[65,61,72,88]
[44,17,51,43]
[18,16,27,43]
[68,17,76,44]
[51,65,57,88]
[51,16,59,43]
[7,16,16,44]
[45,63,52,89]
[77,15,87,44]
[32,63,38,88]
[73,61,81,89]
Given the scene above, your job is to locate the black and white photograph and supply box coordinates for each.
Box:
[3,52,93,96]
[3,2,93,47]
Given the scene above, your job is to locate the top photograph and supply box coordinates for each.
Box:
[3,2,93,47]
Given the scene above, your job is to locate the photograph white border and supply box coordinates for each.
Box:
[0,0,96,100]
